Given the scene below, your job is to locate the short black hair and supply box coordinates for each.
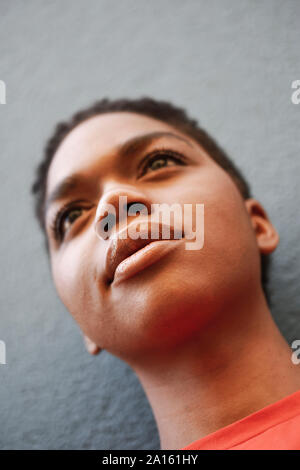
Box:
[31,96,271,304]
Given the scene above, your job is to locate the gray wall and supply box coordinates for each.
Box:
[0,0,299,450]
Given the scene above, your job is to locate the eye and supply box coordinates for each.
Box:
[138,150,186,178]
[61,208,83,235]
[51,205,87,242]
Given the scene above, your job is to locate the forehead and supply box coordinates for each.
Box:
[46,112,191,197]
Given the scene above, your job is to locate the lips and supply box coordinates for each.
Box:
[105,220,183,283]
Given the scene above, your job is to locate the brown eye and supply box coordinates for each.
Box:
[61,208,83,236]
[140,153,184,177]
[50,201,93,244]
[55,207,84,241]
[149,157,176,171]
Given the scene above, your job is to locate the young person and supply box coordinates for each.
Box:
[31,97,300,450]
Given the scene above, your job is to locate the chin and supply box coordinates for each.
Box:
[106,259,213,355]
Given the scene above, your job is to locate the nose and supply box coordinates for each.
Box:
[94,184,152,240]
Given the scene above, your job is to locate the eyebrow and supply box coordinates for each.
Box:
[44,131,194,219]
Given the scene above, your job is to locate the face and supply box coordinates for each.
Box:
[44,112,275,364]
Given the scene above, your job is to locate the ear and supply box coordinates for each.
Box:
[244,198,280,254]
[83,335,102,355]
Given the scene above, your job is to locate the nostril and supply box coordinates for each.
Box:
[127,202,149,217]
[95,199,150,240]
[95,212,116,240]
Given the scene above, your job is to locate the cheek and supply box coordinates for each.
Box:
[175,167,260,288]
[51,239,100,326]
[204,178,260,292]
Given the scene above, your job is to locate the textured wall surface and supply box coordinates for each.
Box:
[0,0,299,450]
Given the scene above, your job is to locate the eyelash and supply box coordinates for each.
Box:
[50,148,187,243]
[137,148,187,177]
[50,201,89,243]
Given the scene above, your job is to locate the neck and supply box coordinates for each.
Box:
[129,290,300,450]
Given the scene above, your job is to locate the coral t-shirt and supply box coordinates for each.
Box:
[181,389,300,450]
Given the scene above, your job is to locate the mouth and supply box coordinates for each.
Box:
[105,219,184,285]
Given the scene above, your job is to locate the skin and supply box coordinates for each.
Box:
[44,112,300,449]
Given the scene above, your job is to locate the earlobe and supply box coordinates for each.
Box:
[245,198,280,254]
[83,335,102,355]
